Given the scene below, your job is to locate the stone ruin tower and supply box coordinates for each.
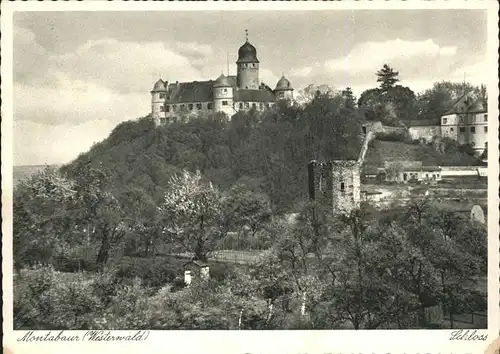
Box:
[308,160,361,214]
[307,131,372,215]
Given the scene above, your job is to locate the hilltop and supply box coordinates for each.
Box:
[62,94,364,213]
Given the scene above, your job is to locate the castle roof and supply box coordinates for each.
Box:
[166,81,215,104]
[234,88,276,103]
[237,40,259,64]
[152,79,166,92]
[164,76,277,104]
[214,74,232,88]
[275,75,293,90]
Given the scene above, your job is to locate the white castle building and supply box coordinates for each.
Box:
[151,34,294,125]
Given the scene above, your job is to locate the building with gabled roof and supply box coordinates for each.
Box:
[150,34,294,125]
[440,91,488,155]
[407,90,488,155]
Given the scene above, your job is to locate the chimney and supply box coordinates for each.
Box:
[184,270,192,286]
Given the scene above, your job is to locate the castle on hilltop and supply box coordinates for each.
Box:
[151,33,294,125]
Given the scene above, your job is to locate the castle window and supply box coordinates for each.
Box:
[459,116,464,124]
[207,103,213,110]
[166,105,170,113]
[484,114,488,121]
[459,127,465,133]
[222,101,228,106]
[252,63,256,68]
[252,103,257,109]
[223,88,227,93]
[180,104,185,109]
[159,93,166,99]
[484,126,488,133]
[160,106,165,112]
[172,105,177,111]
[259,103,264,110]
[188,104,193,110]
[450,127,454,132]
[239,103,243,109]
[340,182,345,192]
[279,92,285,98]
[266,103,271,109]
[196,103,202,110]
[470,126,476,134]
[245,102,250,109]
[442,118,447,125]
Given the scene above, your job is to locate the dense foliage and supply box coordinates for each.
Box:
[13,72,487,330]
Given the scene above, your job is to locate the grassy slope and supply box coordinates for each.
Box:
[363,140,481,170]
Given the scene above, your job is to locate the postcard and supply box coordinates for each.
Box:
[2,1,499,353]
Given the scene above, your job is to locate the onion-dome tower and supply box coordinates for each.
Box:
[236,30,260,90]
[275,75,294,100]
[151,78,167,122]
[213,73,234,116]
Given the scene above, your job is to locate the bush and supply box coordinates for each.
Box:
[44,273,102,329]
[14,265,103,330]
[114,256,181,289]
[376,131,411,143]
[14,265,57,329]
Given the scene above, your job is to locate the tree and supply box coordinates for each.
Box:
[161,170,225,262]
[295,84,337,106]
[341,87,357,109]
[376,64,400,91]
[221,183,272,248]
[68,163,128,270]
[415,81,487,121]
[385,162,404,183]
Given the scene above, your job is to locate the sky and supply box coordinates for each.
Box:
[13,10,488,166]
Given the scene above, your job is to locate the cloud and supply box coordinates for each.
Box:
[173,41,213,59]
[14,73,148,127]
[324,38,457,74]
[14,118,119,166]
[290,66,313,78]
[51,38,203,94]
[260,68,279,88]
